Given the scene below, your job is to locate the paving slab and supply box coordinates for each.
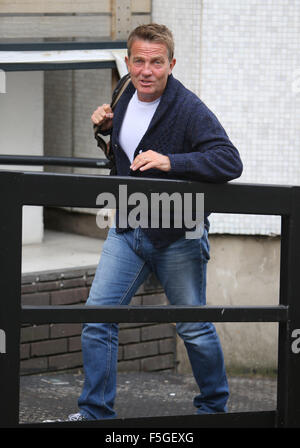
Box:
[18,371,277,425]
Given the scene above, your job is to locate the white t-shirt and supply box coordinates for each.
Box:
[119,91,161,163]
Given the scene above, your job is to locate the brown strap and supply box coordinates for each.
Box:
[94,73,131,164]
[110,75,131,110]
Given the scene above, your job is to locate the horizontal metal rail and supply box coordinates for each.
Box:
[0,61,117,72]
[0,154,109,168]
[0,169,292,215]
[21,305,289,324]
[0,40,127,52]
[22,410,276,429]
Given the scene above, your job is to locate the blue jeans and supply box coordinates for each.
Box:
[78,226,229,419]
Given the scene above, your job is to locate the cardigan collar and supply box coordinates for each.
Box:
[112,74,180,142]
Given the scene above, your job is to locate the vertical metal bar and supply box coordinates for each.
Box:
[276,215,290,426]
[0,172,22,428]
[286,186,300,427]
[277,187,300,427]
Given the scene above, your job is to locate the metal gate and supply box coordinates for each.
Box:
[0,162,299,428]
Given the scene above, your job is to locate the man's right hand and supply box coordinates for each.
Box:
[91,104,114,131]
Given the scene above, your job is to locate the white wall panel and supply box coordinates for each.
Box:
[0,72,44,244]
[153,0,300,235]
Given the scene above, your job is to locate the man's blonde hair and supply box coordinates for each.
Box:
[127,23,175,61]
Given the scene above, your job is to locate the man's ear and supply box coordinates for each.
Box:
[125,56,129,70]
[169,58,176,75]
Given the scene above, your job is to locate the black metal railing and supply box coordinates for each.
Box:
[0,157,299,428]
[0,154,110,169]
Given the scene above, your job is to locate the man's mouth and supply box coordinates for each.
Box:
[140,80,153,87]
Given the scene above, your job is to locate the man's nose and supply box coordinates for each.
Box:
[141,63,152,76]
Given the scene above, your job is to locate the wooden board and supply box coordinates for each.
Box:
[131,0,151,13]
[0,15,111,39]
[0,0,110,14]
[0,0,151,14]
[131,13,151,29]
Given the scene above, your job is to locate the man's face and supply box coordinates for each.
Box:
[125,39,176,102]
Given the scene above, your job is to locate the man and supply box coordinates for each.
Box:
[68,24,243,421]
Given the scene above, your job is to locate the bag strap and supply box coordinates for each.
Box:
[110,73,131,110]
[93,73,131,157]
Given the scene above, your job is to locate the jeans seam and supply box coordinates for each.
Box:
[100,253,147,412]
[101,262,147,413]
[118,261,147,305]
[101,324,112,412]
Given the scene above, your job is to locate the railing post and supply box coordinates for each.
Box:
[277,186,300,427]
[0,172,22,428]
[277,214,290,427]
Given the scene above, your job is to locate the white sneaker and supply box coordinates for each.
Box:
[43,412,87,423]
[68,412,88,421]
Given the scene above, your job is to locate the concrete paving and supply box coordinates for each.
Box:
[19,371,277,424]
[22,230,103,274]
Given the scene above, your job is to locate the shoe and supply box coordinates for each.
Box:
[43,412,88,423]
[68,412,88,422]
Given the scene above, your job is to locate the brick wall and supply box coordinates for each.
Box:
[21,268,177,375]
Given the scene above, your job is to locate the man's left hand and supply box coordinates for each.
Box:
[130,150,171,172]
